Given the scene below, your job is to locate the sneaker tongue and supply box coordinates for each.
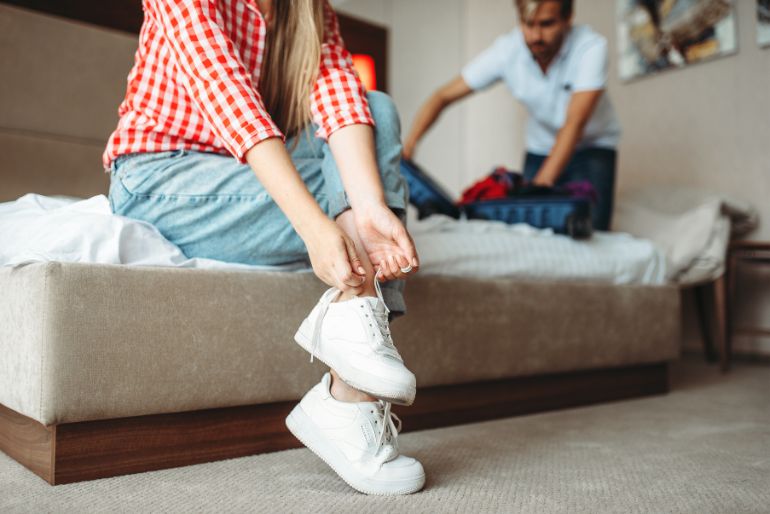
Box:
[360,403,399,462]
[379,444,398,463]
[362,296,385,314]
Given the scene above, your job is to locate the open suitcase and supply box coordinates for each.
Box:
[400,159,593,239]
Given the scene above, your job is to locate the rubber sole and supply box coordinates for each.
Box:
[294,328,416,406]
[285,404,425,495]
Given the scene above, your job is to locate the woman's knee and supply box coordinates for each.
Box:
[366,91,401,137]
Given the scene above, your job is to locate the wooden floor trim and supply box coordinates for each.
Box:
[0,362,668,485]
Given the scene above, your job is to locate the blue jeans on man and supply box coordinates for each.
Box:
[522,147,617,231]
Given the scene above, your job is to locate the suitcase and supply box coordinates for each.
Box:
[400,159,593,239]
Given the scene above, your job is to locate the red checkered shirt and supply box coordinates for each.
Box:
[103,0,374,170]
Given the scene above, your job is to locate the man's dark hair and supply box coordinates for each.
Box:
[516,0,574,20]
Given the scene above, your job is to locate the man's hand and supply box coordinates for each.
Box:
[531,175,556,187]
[354,204,419,282]
[532,89,604,185]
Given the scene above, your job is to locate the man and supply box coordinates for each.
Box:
[403,0,621,230]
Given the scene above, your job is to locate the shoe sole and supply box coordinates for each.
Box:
[294,328,416,406]
[285,404,426,496]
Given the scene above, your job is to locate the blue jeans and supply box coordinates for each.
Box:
[523,147,617,231]
[109,91,410,316]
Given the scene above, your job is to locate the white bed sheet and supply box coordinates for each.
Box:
[407,209,665,284]
[0,194,666,285]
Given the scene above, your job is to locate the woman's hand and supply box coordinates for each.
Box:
[355,204,419,282]
[303,217,368,295]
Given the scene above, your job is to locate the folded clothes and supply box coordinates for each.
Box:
[614,186,758,285]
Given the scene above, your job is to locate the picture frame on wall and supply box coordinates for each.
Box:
[759,0,770,47]
[616,0,738,81]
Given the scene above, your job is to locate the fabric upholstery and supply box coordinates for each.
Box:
[0,263,680,425]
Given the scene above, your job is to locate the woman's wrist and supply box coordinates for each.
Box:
[288,203,335,243]
[351,199,391,220]
[348,193,387,215]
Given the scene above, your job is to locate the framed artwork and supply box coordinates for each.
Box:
[759,0,770,47]
[616,0,738,81]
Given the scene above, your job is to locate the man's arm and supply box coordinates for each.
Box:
[531,89,603,186]
[403,76,474,160]
[405,30,512,160]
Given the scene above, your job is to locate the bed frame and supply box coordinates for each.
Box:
[1,364,667,485]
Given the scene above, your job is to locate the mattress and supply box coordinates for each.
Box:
[0,194,666,284]
[0,261,681,426]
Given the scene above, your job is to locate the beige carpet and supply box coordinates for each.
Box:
[2,358,769,513]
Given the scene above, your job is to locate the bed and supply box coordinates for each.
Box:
[0,192,682,484]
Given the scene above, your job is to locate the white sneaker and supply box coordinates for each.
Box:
[294,274,416,405]
[286,372,425,495]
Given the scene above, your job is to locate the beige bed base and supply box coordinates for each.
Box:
[0,262,680,484]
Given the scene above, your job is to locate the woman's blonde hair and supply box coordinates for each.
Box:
[260,0,325,138]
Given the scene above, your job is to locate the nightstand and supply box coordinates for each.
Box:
[723,241,770,371]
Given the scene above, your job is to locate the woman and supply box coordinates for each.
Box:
[104,0,425,495]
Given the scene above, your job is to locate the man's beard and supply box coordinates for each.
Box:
[529,42,551,60]
[528,35,563,63]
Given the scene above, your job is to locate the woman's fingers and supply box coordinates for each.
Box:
[376,259,394,282]
[394,253,411,271]
[335,263,365,294]
[393,253,418,278]
[376,254,399,282]
[394,224,420,269]
[335,235,365,293]
[344,236,367,277]
[374,251,422,282]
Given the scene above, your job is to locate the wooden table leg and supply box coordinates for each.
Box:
[725,252,737,369]
[713,273,730,373]
[694,285,718,363]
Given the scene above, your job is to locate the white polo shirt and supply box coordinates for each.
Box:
[462,24,621,155]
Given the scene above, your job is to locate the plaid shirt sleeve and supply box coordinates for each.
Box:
[310,1,375,140]
[146,0,283,162]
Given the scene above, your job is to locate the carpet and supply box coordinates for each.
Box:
[2,358,768,513]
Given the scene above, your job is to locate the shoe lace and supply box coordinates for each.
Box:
[371,269,402,360]
[371,400,402,454]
